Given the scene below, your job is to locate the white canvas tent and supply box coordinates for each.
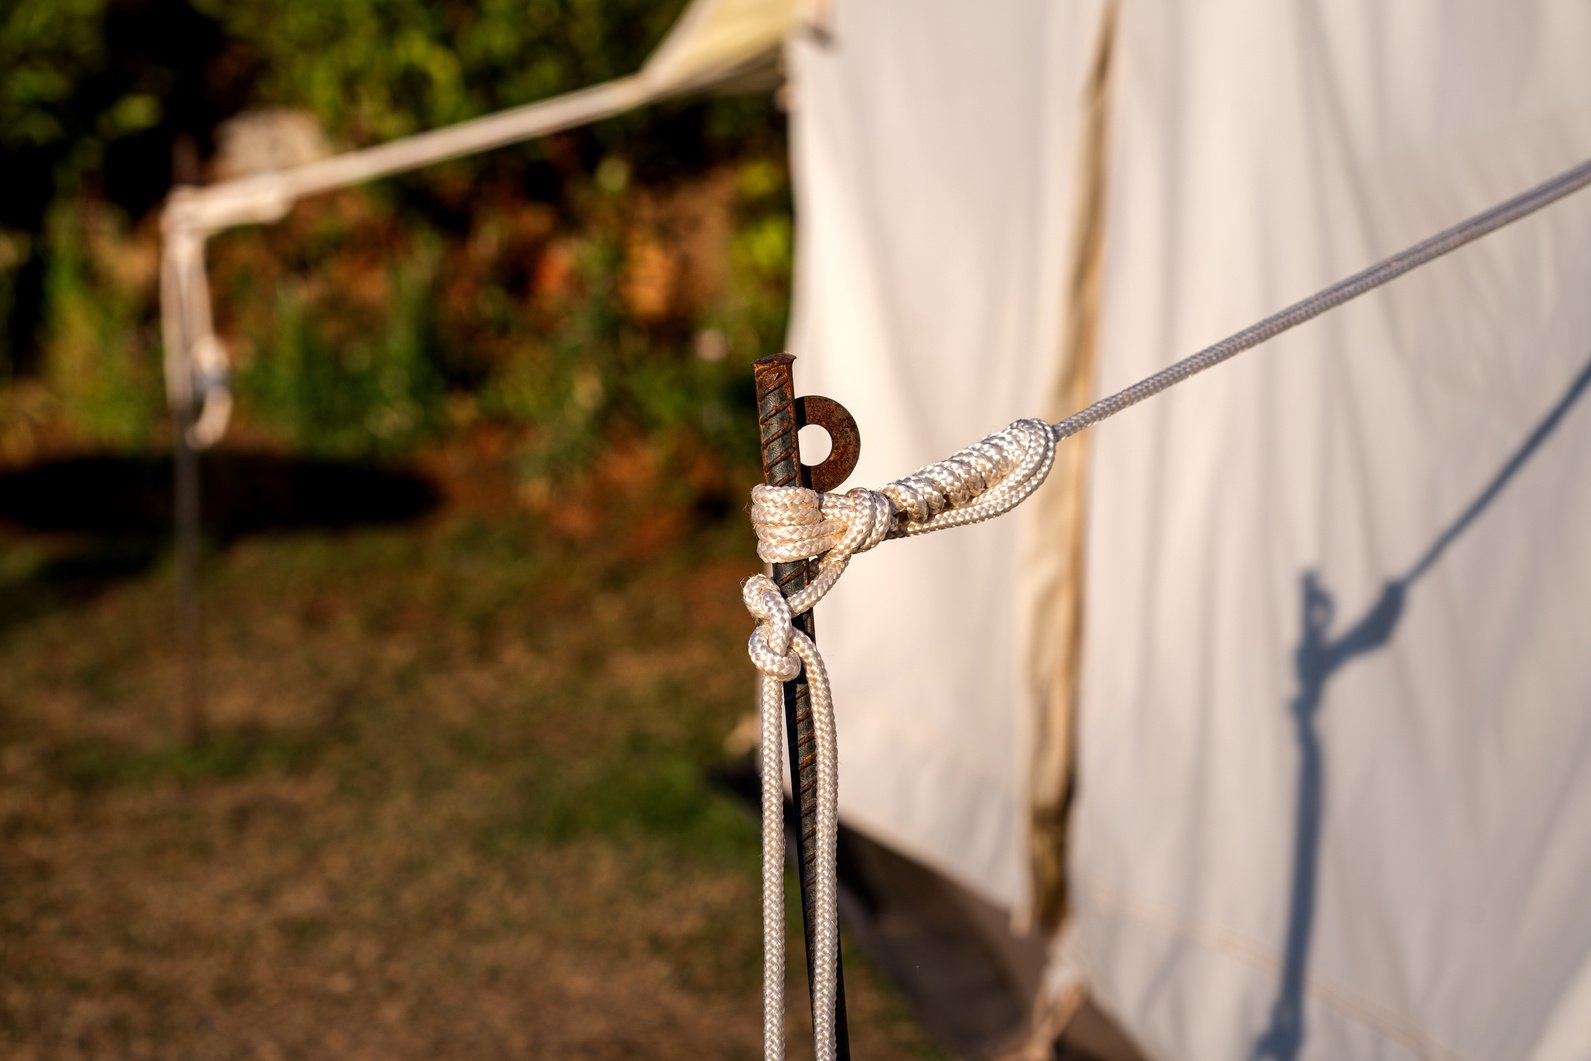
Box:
[1061,6,1591,1058]
[161,1,1591,1057]
[789,1,1591,1058]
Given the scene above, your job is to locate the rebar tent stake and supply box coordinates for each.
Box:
[752,353,855,1059]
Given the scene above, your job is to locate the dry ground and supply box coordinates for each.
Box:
[0,444,943,1059]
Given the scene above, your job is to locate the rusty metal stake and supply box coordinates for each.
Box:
[752,353,859,1059]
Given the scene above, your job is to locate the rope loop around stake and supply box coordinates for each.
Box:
[743,416,1061,1061]
[743,575,801,683]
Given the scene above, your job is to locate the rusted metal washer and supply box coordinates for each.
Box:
[794,394,861,492]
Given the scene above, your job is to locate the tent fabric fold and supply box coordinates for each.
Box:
[786,0,1111,914]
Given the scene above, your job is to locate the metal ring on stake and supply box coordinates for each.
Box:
[794,394,861,493]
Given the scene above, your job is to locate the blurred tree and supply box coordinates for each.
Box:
[0,0,790,469]
[0,0,247,373]
[198,0,686,144]
[0,0,780,377]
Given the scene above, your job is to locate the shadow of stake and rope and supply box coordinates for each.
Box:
[1252,354,1591,1060]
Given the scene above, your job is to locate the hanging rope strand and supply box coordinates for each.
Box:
[743,576,844,1061]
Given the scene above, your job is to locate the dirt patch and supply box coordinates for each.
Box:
[0,457,941,1060]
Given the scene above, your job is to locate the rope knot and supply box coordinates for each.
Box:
[743,415,1059,1061]
[742,574,801,683]
[750,483,896,565]
[749,484,836,564]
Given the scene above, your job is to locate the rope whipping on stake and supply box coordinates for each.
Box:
[742,154,1591,1060]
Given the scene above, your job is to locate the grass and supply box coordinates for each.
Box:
[0,444,944,1060]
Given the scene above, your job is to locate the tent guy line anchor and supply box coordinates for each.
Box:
[742,155,1591,1059]
[742,373,1074,1061]
[747,359,1053,1060]
[751,353,855,1061]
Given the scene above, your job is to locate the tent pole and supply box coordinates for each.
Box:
[752,353,852,1058]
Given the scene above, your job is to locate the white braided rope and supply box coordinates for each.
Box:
[743,576,838,1061]
[742,418,1057,1061]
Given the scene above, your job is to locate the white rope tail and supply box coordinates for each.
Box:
[743,418,1057,1061]
[743,575,838,1061]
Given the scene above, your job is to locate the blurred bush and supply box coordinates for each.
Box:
[234,233,447,460]
[197,0,679,145]
[40,202,164,448]
[0,0,168,180]
[0,0,791,479]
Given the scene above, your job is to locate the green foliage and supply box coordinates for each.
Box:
[236,235,448,459]
[41,204,163,447]
[479,235,625,473]
[0,0,164,172]
[2,0,107,150]
[197,0,689,145]
[478,214,770,481]
[1,0,793,475]
[708,159,794,369]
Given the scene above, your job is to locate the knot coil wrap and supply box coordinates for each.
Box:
[742,417,1057,1061]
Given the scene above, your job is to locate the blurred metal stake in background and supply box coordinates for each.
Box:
[752,353,859,1058]
[172,399,205,746]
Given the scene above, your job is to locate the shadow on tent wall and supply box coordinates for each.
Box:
[1252,353,1591,1061]
[0,450,440,639]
